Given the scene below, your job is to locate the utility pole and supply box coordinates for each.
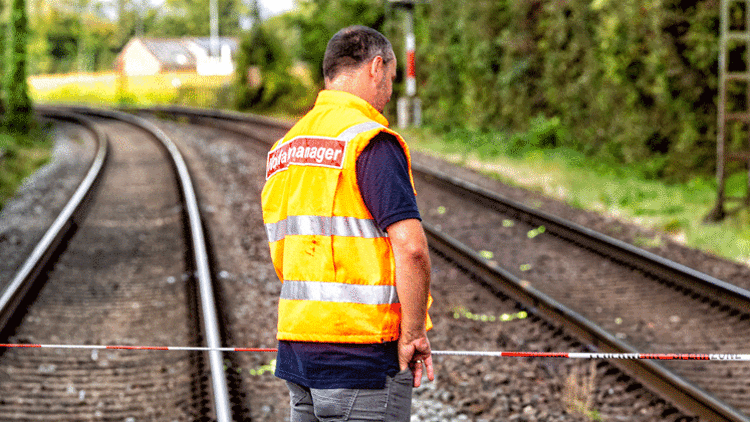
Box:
[210,0,219,58]
[138,0,144,36]
[388,0,427,128]
[77,0,87,72]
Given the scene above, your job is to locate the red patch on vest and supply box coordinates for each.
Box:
[266,136,347,179]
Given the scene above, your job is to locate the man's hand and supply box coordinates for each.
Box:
[387,218,434,388]
[398,333,434,387]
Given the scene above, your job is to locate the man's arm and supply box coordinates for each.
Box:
[387,218,434,387]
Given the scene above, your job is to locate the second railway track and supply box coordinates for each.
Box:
[135,103,745,420]
[411,163,750,421]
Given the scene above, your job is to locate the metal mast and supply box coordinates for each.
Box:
[710,0,750,220]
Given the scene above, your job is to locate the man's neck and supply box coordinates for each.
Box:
[326,74,375,108]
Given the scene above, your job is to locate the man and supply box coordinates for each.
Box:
[261,25,434,422]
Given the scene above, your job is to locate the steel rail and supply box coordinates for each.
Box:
[423,222,749,422]
[132,104,292,131]
[0,108,108,334]
[412,164,750,312]
[66,106,232,422]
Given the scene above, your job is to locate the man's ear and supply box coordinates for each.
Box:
[369,56,384,78]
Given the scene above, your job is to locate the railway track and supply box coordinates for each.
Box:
[4,104,748,420]
[0,107,234,421]
[136,105,750,421]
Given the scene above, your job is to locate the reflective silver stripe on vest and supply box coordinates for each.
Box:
[337,121,386,142]
[266,215,386,243]
[281,280,399,305]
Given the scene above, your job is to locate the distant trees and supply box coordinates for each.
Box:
[233,0,390,113]
[158,0,243,37]
[18,0,245,76]
[2,0,728,180]
[27,8,121,75]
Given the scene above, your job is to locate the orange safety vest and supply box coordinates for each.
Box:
[261,90,432,343]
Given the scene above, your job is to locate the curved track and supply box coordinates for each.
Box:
[0,108,232,421]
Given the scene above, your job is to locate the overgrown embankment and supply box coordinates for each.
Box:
[0,131,51,210]
[416,0,722,182]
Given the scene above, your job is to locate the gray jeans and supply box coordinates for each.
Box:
[286,369,413,422]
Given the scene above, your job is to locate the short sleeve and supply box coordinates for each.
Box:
[356,132,421,231]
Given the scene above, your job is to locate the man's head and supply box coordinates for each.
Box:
[323,26,397,113]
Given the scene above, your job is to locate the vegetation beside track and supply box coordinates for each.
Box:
[3,94,749,267]
[403,126,750,266]
[0,129,52,210]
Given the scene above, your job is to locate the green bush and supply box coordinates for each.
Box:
[233,21,312,114]
[0,129,51,209]
[417,0,720,182]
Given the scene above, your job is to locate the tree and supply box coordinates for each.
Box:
[235,1,287,108]
[1,0,5,114]
[290,0,386,86]
[234,0,311,112]
[3,0,34,134]
[158,0,242,37]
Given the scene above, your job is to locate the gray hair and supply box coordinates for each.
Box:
[323,26,394,80]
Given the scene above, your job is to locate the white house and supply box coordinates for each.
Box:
[116,37,238,76]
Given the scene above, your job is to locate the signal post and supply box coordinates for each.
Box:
[388,0,426,128]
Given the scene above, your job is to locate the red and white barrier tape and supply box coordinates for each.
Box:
[0,344,276,353]
[432,351,750,361]
[0,344,748,361]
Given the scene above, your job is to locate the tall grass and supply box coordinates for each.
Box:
[28,71,233,107]
[403,124,750,265]
[562,361,601,421]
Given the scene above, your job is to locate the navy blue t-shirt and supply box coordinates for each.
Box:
[275,131,422,389]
